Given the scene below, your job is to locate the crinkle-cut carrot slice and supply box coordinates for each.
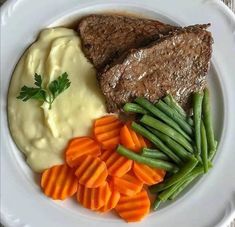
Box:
[133,162,166,185]
[100,149,132,177]
[75,155,108,188]
[112,172,143,196]
[120,123,148,152]
[99,182,120,212]
[94,115,118,126]
[65,137,101,168]
[41,164,78,200]
[138,135,150,148]
[115,190,150,222]
[77,182,111,210]
[94,115,123,150]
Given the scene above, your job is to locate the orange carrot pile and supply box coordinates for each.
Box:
[77,182,111,210]
[112,172,143,196]
[115,190,150,222]
[99,182,120,212]
[94,115,123,150]
[120,123,148,152]
[40,116,166,223]
[133,162,166,185]
[65,137,101,167]
[75,155,108,188]
[100,149,132,177]
[41,164,78,200]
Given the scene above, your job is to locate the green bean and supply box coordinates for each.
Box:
[155,100,187,121]
[149,157,198,193]
[135,97,191,141]
[141,148,170,161]
[155,100,193,136]
[201,121,208,173]
[202,88,216,157]
[214,140,218,148]
[158,178,186,201]
[167,163,212,200]
[193,92,204,158]
[123,103,149,115]
[152,198,161,211]
[177,163,211,181]
[163,95,187,117]
[147,127,194,160]
[187,163,212,178]
[170,178,189,199]
[140,115,194,153]
[116,145,179,172]
[131,122,182,164]
[168,163,212,200]
[188,117,194,126]
[209,140,218,161]
[165,164,205,195]
[169,169,205,200]
[192,144,202,163]
[163,95,194,126]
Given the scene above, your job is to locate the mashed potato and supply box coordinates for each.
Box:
[8,28,107,172]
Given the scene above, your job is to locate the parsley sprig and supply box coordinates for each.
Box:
[17,72,71,109]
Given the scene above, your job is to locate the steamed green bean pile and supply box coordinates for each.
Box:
[120,88,217,210]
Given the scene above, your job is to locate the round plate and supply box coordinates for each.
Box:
[1,0,235,226]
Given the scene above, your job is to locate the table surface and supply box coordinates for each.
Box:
[0,0,234,227]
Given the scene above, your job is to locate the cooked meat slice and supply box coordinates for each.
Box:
[78,14,178,70]
[99,24,213,113]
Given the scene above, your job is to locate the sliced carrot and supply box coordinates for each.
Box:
[115,190,150,222]
[41,164,78,200]
[112,172,143,196]
[99,182,120,212]
[94,115,123,150]
[119,125,136,151]
[138,134,150,148]
[120,123,148,152]
[75,155,108,188]
[94,115,118,126]
[100,149,132,177]
[65,137,101,168]
[77,182,111,210]
[133,162,166,185]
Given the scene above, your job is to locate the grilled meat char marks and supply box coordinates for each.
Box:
[78,14,178,70]
[99,24,213,113]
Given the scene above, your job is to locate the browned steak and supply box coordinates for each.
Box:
[78,14,178,69]
[99,24,213,113]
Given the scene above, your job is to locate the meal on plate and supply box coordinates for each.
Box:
[7,13,217,222]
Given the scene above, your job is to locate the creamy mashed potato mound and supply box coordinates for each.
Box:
[8,28,107,172]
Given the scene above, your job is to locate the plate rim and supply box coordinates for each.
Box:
[1,0,235,227]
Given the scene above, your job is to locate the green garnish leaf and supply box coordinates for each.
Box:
[17,86,45,102]
[17,72,71,109]
[49,72,71,99]
[34,73,42,88]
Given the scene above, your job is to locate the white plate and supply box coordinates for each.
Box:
[1,0,235,226]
